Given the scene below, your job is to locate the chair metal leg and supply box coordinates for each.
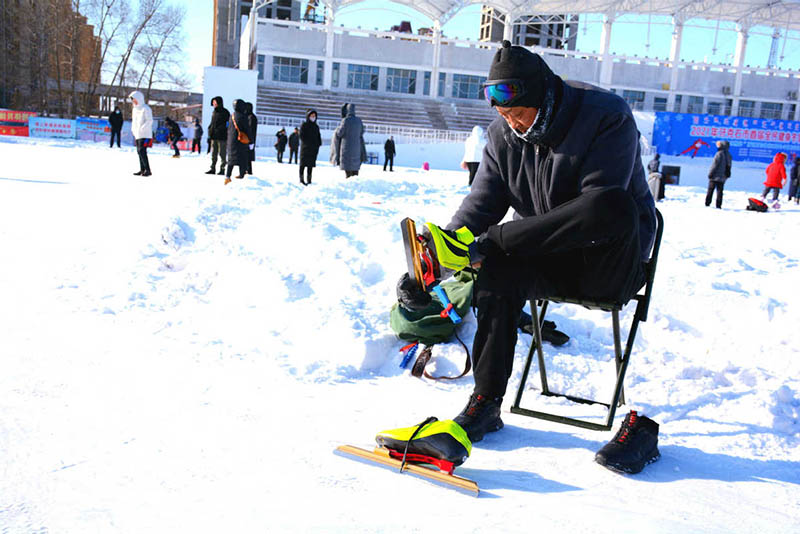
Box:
[612,310,625,406]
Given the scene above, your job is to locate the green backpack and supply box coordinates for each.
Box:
[390,271,474,379]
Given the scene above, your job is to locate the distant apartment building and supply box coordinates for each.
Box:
[213,0,301,68]
[479,7,578,50]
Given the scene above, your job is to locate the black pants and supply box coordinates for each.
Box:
[277,150,284,163]
[226,162,246,178]
[471,188,645,399]
[384,154,394,171]
[466,162,479,186]
[299,165,313,185]
[345,170,358,178]
[110,129,121,148]
[705,180,725,208]
[289,148,298,164]
[170,138,180,156]
[135,139,151,173]
[247,149,255,174]
[192,139,201,153]
[762,186,781,201]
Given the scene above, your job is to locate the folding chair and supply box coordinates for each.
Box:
[510,209,664,431]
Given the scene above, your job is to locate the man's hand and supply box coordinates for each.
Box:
[460,161,468,170]
[396,273,431,311]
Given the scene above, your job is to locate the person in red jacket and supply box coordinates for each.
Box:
[762,152,787,203]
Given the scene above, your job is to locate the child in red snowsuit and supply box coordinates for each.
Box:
[763,152,787,202]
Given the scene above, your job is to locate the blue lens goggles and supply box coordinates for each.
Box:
[483,79,527,107]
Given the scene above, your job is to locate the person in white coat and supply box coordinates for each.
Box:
[129,90,153,176]
[461,125,486,186]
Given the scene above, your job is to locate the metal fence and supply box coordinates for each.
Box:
[257,114,470,144]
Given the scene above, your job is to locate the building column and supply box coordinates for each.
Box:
[430,20,442,98]
[666,16,684,112]
[598,13,615,88]
[323,8,336,89]
[732,23,749,115]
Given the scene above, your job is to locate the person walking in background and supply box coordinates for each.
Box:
[288,127,300,164]
[274,128,288,163]
[383,135,396,171]
[246,102,258,175]
[128,91,153,176]
[461,125,486,186]
[788,156,800,204]
[647,153,660,174]
[164,116,183,158]
[108,106,123,148]
[206,96,230,175]
[705,141,732,209]
[762,152,787,207]
[191,118,203,154]
[224,99,253,185]
[331,103,365,178]
[298,109,321,185]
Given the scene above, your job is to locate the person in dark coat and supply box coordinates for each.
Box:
[164,117,183,158]
[298,109,321,185]
[224,99,253,184]
[647,153,660,174]
[245,102,258,174]
[206,96,230,175]
[330,103,365,178]
[192,118,203,154]
[108,106,123,148]
[788,156,800,203]
[288,127,300,164]
[705,141,732,208]
[396,41,657,455]
[383,136,396,171]
[274,128,288,163]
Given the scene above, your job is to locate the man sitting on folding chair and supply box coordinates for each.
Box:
[397,41,660,473]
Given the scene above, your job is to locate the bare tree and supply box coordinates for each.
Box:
[83,0,129,114]
[103,0,162,103]
[138,3,187,100]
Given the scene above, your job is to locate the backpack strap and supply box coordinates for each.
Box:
[410,331,472,380]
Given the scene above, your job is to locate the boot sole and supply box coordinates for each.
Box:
[596,446,660,474]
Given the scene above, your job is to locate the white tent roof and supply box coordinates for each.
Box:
[322,0,800,31]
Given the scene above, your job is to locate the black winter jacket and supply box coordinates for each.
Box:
[708,146,732,183]
[384,139,396,156]
[299,109,321,167]
[448,79,656,262]
[226,99,253,167]
[108,110,123,131]
[208,96,230,141]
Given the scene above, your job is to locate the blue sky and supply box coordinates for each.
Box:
[180,0,799,91]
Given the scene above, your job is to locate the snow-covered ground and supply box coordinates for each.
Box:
[1,132,799,533]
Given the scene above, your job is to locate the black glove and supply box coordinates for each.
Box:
[396,273,431,311]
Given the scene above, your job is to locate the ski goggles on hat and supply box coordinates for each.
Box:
[483,79,527,107]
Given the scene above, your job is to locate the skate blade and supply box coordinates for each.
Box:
[334,445,479,496]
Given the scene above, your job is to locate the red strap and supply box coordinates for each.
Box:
[386,449,455,475]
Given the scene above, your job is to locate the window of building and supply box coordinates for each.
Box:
[386,68,417,94]
[687,95,704,114]
[423,72,431,96]
[653,97,667,112]
[438,72,446,97]
[789,103,797,120]
[347,64,379,91]
[316,61,324,86]
[760,102,782,119]
[622,90,645,110]
[707,101,722,115]
[452,74,486,100]
[257,55,266,80]
[272,56,308,84]
[332,62,340,88]
[725,99,733,116]
[673,95,683,113]
[738,100,755,117]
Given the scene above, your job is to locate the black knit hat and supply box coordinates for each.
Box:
[487,40,552,108]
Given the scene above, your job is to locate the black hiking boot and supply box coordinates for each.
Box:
[205,168,216,175]
[595,410,661,474]
[454,393,503,443]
